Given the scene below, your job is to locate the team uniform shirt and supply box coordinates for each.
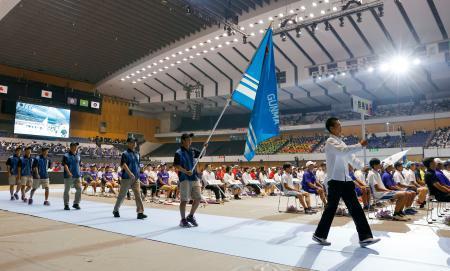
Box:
[139,172,148,185]
[404,169,417,185]
[281,173,295,188]
[324,134,363,183]
[382,171,397,189]
[301,170,318,192]
[62,152,81,178]
[158,170,170,185]
[367,169,393,199]
[425,169,447,198]
[88,170,98,183]
[103,171,114,183]
[168,170,179,184]
[18,155,33,176]
[148,170,158,183]
[173,146,201,182]
[393,170,408,186]
[436,169,450,186]
[120,149,140,179]
[6,154,20,175]
[32,155,51,179]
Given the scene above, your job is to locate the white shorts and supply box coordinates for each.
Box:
[33,178,50,189]
[8,175,18,185]
[285,190,304,197]
[19,176,33,186]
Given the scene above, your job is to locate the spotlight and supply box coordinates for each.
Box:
[281,32,287,42]
[185,5,191,15]
[324,21,330,31]
[243,35,247,44]
[390,56,409,74]
[367,66,374,73]
[296,27,302,38]
[378,6,384,17]
[413,58,421,65]
[339,17,344,27]
[356,12,362,23]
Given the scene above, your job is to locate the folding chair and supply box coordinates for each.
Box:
[277,184,299,213]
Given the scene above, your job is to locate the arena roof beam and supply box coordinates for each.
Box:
[177,68,205,97]
[370,8,396,50]
[203,58,234,94]
[420,67,440,92]
[347,15,375,55]
[315,81,341,103]
[165,73,189,100]
[190,63,218,97]
[143,82,164,102]
[304,27,334,62]
[331,78,351,97]
[426,0,448,40]
[350,73,378,99]
[133,87,151,102]
[394,0,421,44]
[217,52,243,74]
[286,33,316,65]
[154,78,177,100]
[329,24,354,59]
[280,88,307,107]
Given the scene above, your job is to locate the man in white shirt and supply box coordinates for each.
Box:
[313,117,380,247]
[241,167,261,195]
[392,162,418,215]
[404,162,428,208]
[202,164,226,203]
[281,163,315,214]
[315,163,327,185]
[367,158,408,221]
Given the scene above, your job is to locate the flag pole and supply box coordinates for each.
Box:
[190,23,273,171]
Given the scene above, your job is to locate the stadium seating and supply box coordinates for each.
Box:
[429,126,450,148]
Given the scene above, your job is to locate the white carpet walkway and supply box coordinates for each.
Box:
[0,190,448,271]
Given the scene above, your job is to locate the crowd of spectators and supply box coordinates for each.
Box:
[255,138,288,155]
[280,136,325,153]
[429,127,450,148]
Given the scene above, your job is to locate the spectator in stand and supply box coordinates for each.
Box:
[423,157,450,202]
[281,163,316,214]
[404,162,428,208]
[301,161,327,205]
[367,159,408,221]
[435,158,450,187]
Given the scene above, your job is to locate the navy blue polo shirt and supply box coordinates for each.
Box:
[6,154,20,175]
[173,146,201,182]
[62,151,81,178]
[121,149,140,179]
[18,155,33,176]
[33,155,51,179]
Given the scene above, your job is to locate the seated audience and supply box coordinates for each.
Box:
[301,161,327,205]
[281,163,316,214]
[423,157,450,202]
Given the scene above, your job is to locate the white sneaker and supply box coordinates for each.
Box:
[359,237,381,247]
[312,235,331,246]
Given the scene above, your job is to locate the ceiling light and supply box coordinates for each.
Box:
[259,19,264,24]
[309,13,314,18]
[279,13,284,17]
[250,32,255,36]
[203,50,208,53]
[159,68,163,71]
[159,60,163,63]
[192,45,197,49]
[321,10,325,14]
[196,52,201,56]
[183,58,187,61]
[268,16,273,21]
[189,55,194,58]
[289,9,294,14]
[165,57,170,60]
[390,56,409,74]
[226,41,230,45]
[142,76,146,79]
[185,48,190,52]
[259,29,264,34]
[176,60,181,64]
[141,68,146,71]
[413,58,421,65]
[153,63,157,66]
[367,66,374,73]
[171,54,176,57]
[301,5,306,10]
[207,39,212,43]
[299,16,304,21]
[333,6,338,11]
[136,70,140,74]
[215,36,220,40]
[312,2,317,7]
[249,23,254,28]
[164,66,168,69]
[218,44,222,48]
[210,47,215,51]
[147,73,151,76]
[379,62,389,72]
[233,38,238,42]
[240,26,245,30]
[199,42,204,46]
[131,73,135,76]
[341,72,346,76]
[132,81,136,84]
[137,79,141,82]
[325,0,329,3]
[120,78,125,81]
[153,71,157,74]
[126,76,130,79]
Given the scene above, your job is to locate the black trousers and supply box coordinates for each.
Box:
[314,180,373,241]
[205,185,225,200]
[141,183,157,196]
[247,184,261,195]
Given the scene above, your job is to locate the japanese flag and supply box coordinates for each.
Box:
[0,85,7,94]
[41,90,52,98]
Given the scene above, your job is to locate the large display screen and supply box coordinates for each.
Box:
[14,102,70,138]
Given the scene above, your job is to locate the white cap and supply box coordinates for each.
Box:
[306,161,316,167]
[383,162,393,169]
[434,158,446,164]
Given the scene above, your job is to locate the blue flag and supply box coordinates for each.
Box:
[237,28,279,161]
[231,29,272,111]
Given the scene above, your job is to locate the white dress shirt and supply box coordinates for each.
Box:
[202,170,216,185]
[325,134,363,182]
[367,169,386,199]
[315,169,326,184]
[241,172,252,185]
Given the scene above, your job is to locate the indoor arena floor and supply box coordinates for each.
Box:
[0,185,448,271]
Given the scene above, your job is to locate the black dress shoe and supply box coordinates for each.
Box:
[113,211,120,217]
[137,213,147,219]
[72,204,81,210]
[64,205,70,210]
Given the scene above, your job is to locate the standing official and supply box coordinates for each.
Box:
[62,142,82,210]
[6,147,21,200]
[30,146,51,205]
[313,117,380,247]
[113,136,147,219]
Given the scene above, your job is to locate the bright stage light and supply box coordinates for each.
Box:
[413,58,421,65]
[367,66,374,73]
[390,56,409,74]
[379,62,389,72]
